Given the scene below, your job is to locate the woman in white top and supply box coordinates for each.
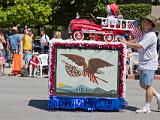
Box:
[0,32,6,51]
[49,31,63,44]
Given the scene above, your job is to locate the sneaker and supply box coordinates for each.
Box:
[136,106,151,113]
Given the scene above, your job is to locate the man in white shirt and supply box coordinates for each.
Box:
[40,29,50,53]
[120,15,160,113]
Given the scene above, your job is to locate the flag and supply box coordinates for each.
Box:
[129,20,144,39]
[64,61,81,77]
[63,61,98,84]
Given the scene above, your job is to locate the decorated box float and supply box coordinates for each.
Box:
[48,40,127,111]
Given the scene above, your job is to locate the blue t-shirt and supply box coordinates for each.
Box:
[138,31,158,70]
[8,34,20,50]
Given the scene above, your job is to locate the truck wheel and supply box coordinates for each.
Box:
[72,31,84,41]
[104,34,114,43]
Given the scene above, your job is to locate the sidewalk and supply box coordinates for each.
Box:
[3,65,48,78]
[3,66,12,76]
[3,66,160,80]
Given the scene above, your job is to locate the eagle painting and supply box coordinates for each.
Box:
[61,54,114,84]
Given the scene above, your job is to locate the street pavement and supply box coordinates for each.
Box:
[0,76,160,120]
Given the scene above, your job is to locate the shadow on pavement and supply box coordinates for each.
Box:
[151,110,160,112]
[125,106,138,111]
[28,100,141,112]
[28,100,49,111]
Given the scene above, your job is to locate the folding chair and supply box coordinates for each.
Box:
[38,54,48,76]
[129,52,139,75]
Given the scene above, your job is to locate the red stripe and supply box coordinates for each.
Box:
[129,22,144,39]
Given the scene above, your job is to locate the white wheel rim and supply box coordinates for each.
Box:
[104,34,114,43]
[73,31,84,41]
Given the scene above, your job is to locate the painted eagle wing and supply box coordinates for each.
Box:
[61,54,87,66]
[88,58,113,74]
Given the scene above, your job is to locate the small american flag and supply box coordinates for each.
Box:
[129,20,144,39]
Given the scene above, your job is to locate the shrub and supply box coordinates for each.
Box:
[119,4,152,21]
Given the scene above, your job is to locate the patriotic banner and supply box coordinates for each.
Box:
[49,40,127,111]
[56,48,118,97]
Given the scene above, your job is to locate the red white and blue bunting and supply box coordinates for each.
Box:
[48,40,127,111]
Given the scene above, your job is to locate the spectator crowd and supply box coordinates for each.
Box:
[0,26,62,77]
[0,25,160,77]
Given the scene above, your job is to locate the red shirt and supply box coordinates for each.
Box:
[29,57,39,68]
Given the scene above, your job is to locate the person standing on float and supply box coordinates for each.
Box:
[106,2,118,18]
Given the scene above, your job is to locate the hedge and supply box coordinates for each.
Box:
[119,4,152,21]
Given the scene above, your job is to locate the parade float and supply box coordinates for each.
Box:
[48,40,127,111]
[48,2,136,111]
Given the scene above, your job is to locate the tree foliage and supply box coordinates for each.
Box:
[119,4,151,21]
[0,0,152,32]
[0,0,53,28]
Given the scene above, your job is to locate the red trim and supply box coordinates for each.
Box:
[49,42,125,97]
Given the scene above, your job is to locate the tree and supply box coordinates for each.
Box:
[0,7,7,28]
[53,0,107,29]
[6,0,52,28]
[0,0,14,9]
[0,0,152,33]
[0,0,54,30]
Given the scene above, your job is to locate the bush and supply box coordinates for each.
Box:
[35,36,41,40]
[119,4,152,21]
[107,0,123,4]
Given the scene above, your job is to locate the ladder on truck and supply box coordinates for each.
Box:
[97,17,134,31]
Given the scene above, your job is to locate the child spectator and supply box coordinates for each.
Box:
[29,55,39,77]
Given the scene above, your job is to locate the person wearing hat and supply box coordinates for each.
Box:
[8,26,21,54]
[119,15,160,113]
